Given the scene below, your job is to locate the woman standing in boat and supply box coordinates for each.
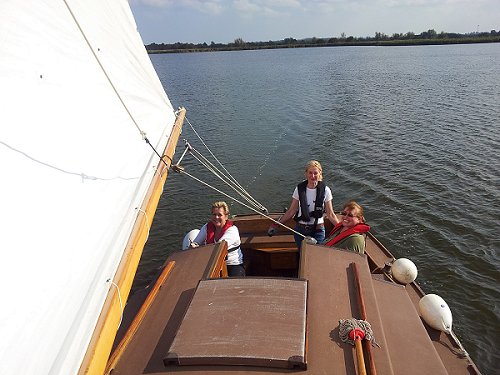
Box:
[268,160,340,249]
[323,200,370,254]
[190,201,245,276]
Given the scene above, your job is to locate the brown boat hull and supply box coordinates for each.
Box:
[107,213,481,375]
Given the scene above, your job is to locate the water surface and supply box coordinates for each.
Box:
[137,44,500,375]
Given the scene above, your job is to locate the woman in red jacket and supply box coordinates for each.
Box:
[323,200,370,254]
[190,201,245,276]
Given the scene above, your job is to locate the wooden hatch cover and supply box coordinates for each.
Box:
[164,277,308,369]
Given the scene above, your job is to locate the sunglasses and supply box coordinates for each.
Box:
[340,211,357,218]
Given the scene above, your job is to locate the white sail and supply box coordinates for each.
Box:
[0,1,176,374]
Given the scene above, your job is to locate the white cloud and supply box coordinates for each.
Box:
[233,0,302,15]
[131,0,225,14]
[130,0,174,6]
[233,0,261,13]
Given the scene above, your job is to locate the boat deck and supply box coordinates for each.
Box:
[106,218,478,375]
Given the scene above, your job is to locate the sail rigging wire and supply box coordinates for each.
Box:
[167,118,321,239]
[187,145,267,212]
[65,0,184,190]
[184,117,267,213]
[142,113,267,214]
[173,167,310,240]
[248,124,288,188]
[141,113,305,237]
[63,0,171,146]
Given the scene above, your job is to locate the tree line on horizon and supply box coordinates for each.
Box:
[146,29,500,53]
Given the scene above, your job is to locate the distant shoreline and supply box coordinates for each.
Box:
[146,35,500,54]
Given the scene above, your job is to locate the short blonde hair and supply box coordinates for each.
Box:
[343,200,365,223]
[304,160,323,181]
[211,201,229,215]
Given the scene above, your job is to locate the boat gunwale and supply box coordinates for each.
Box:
[79,108,186,375]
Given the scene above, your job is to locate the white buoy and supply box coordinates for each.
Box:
[182,229,200,250]
[391,258,418,284]
[419,294,469,356]
[419,294,453,332]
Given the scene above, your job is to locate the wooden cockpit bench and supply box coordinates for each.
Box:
[239,233,296,250]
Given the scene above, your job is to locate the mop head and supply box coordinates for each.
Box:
[339,318,379,347]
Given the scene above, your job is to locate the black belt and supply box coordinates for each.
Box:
[297,223,324,230]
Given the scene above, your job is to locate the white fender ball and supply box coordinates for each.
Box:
[182,229,200,250]
[419,294,453,332]
[391,258,418,284]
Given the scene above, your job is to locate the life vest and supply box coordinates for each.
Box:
[206,220,233,243]
[294,180,326,223]
[205,220,240,253]
[324,222,371,247]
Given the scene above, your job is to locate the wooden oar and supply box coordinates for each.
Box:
[351,262,377,375]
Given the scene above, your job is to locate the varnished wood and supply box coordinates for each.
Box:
[355,338,367,375]
[207,241,228,278]
[78,108,185,375]
[106,261,176,373]
[351,262,377,375]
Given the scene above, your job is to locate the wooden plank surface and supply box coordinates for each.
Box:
[164,278,307,369]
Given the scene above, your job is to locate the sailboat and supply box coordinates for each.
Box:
[1,1,184,374]
[1,1,482,375]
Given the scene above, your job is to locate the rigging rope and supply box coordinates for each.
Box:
[448,329,469,358]
[170,115,322,239]
[173,166,310,240]
[64,0,174,154]
[184,117,267,213]
[248,123,288,188]
[171,116,322,241]
[187,144,267,212]
[63,0,143,137]
[107,279,124,329]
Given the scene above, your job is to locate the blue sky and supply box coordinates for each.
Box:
[129,0,500,44]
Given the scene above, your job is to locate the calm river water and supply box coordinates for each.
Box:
[135,43,500,374]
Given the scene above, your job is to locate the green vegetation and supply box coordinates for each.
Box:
[146,29,500,54]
